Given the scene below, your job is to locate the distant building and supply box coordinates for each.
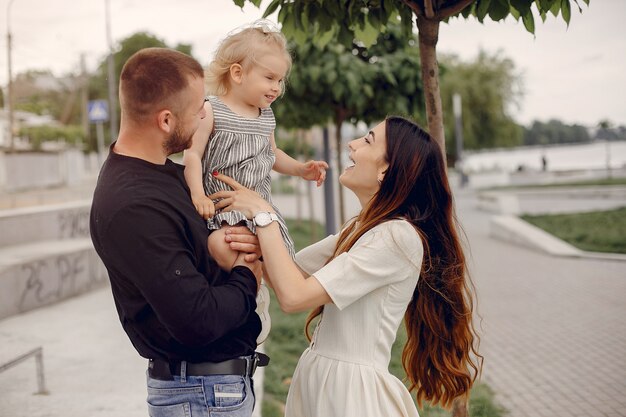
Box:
[0,108,61,149]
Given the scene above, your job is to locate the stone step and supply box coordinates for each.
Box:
[0,238,107,320]
[0,200,91,248]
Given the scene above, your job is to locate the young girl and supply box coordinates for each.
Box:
[183,21,328,344]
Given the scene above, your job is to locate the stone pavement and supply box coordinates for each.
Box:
[1,182,626,417]
[455,190,626,417]
[0,286,265,417]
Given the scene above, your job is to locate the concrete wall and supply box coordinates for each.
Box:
[0,243,107,319]
[0,149,100,193]
[0,201,106,320]
[0,201,91,247]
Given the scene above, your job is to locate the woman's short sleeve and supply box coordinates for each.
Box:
[295,233,339,275]
[311,221,423,310]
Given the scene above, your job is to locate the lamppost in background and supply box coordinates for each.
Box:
[5,0,16,150]
[105,0,118,143]
[453,93,468,187]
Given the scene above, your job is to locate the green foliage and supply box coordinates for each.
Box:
[468,384,508,417]
[440,50,523,153]
[19,125,86,151]
[236,0,589,155]
[595,120,626,141]
[522,119,591,145]
[522,207,626,254]
[274,23,424,130]
[488,177,626,190]
[13,70,80,124]
[237,1,588,48]
[275,134,314,159]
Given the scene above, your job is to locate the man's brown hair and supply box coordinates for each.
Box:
[119,47,204,121]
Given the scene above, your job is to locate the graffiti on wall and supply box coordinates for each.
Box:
[58,208,91,239]
[16,251,107,314]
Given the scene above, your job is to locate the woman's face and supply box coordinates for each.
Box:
[340,120,389,205]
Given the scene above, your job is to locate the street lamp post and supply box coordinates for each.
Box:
[6,0,16,150]
[105,0,118,144]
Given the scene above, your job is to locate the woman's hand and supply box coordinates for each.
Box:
[224,226,263,262]
[209,173,273,219]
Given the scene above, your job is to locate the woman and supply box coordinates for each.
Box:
[213,116,482,416]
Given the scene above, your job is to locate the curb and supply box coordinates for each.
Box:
[489,214,626,262]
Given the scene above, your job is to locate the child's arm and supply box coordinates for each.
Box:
[183,101,215,219]
[270,132,329,187]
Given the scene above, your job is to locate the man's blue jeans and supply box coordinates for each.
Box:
[146,366,255,417]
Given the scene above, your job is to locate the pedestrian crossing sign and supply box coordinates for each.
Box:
[88,100,109,123]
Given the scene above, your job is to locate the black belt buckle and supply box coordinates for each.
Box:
[250,354,259,376]
[245,352,270,377]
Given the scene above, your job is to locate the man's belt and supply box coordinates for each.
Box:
[148,352,270,380]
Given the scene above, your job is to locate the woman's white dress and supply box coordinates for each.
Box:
[285,220,424,417]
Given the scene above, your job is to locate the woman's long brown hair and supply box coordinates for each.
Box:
[305,116,482,408]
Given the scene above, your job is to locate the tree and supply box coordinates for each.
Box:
[273,24,424,222]
[13,70,80,124]
[595,120,626,141]
[439,50,523,154]
[235,0,590,160]
[523,119,590,145]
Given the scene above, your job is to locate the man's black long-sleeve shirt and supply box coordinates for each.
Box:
[90,148,260,363]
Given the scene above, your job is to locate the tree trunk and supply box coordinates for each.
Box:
[305,129,318,243]
[334,113,346,225]
[416,16,446,157]
[295,129,303,227]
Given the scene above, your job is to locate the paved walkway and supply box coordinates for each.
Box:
[455,190,626,417]
[1,183,625,416]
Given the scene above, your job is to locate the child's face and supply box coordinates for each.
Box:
[240,50,289,109]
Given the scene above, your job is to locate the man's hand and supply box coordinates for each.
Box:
[234,252,262,290]
[299,160,329,187]
[224,226,262,262]
[191,194,215,219]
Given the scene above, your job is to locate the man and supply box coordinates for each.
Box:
[90,48,265,416]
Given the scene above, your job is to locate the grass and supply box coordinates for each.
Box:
[261,219,506,417]
[522,207,626,254]
[485,176,626,190]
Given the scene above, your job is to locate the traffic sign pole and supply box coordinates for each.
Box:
[96,122,105,165]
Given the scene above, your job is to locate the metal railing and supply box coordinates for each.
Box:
[0,347,48,395]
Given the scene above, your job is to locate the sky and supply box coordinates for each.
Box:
[1,0,624,128]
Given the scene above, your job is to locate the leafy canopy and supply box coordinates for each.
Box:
[274,22,424,130]
[235,0,590,49]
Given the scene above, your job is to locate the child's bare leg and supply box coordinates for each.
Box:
[208,226,238,272]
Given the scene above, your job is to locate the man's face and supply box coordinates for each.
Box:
[163,76,206,155]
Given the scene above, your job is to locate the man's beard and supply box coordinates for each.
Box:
[163,124,193,155]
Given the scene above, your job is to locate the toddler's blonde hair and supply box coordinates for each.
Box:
[206,20,292,96]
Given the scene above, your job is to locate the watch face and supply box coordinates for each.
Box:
[255,212,272,227]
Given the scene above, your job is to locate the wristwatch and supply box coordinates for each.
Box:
[253,211,279,228]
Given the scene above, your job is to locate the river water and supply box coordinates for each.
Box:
[462,140,626,173]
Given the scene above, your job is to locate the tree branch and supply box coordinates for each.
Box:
[424,0,435,18]
[401,0,424,17]
[437,0,476,20]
